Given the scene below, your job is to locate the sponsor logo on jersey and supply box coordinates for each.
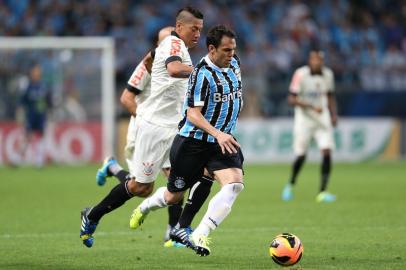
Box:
[170,39,181,56]
[213,88,242,102]
[142,162,154,176]
[129,64,147,87]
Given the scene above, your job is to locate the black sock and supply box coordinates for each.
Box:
[178,175,213,228]
[167,199,183,228]
[88,180,133,222]
[115,170,131,183]
[320,154,331,192]
[289,155,306,185]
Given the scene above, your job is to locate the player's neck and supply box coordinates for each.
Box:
[206,55,227,72]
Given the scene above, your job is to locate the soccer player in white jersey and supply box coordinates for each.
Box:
[79,7,207,248]
[95,26,188,247]
[282,49,338,203]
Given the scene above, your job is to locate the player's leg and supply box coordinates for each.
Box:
[81,119,165,247]
[96,118,139,186]
[96,157,131,185]
[282,126,311,201]
[33,117,46,167]
[80,178,143,247]
[192,168,244,256]
[169,171,214,247]
[131,135,207,248]
[191,147,245,256]
[129,125,190,229]
[160,167,184,247]
[176,171,214,229]
[315,128,336,202]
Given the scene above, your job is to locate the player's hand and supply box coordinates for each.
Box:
[331,114,338,127]
[313,106,322,114]
[215,131,240,154]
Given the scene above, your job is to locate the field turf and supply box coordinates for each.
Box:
[0,162,405,269]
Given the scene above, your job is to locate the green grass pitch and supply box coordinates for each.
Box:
[0,162,405,269]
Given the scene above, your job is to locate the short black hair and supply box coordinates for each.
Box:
[176,6,204,20]
[206,25,236,49]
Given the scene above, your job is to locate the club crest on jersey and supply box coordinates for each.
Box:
[174,177,185,189]
[142,162,154,176]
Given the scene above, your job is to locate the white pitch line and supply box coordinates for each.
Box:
[1,226,403,239]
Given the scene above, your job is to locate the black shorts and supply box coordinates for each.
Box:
[167,135,244,192]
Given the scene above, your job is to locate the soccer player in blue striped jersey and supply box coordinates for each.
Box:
[178,39,242,142]
[130,25,244,256]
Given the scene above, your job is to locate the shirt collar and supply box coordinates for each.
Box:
[171,31,180,38]
[204,55,229,73]
[171,31,188,49]
[310,68,323,76]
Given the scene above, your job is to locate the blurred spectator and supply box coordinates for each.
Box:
[0,0,404,117]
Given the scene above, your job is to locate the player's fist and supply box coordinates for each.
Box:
[313,106,322,114]
[215,131,240,154]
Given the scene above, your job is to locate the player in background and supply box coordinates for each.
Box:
[79,7,210,248]
[281,49,338,203]
[17,63,52,167]
[130,25,244,257]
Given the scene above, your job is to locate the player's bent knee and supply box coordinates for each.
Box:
[136,185,153,197]
[164,192,183,205]
[127,180,153,197]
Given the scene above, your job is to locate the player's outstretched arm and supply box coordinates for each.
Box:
[327,92,338,126]
[143,52,153,73]
[120,89,137,116]
[166,61,193,78]
[186,107,240,154]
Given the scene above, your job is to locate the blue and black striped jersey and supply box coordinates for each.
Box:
[178,55,243,142]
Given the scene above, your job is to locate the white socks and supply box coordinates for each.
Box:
[194,182,244,237]
[139,187,168,214]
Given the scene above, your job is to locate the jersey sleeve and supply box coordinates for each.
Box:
[127,61,150,94]
[187,68,209,107]
[289,69,302,94]
[161,36,185,67]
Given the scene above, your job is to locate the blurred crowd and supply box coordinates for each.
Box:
[0,0,405,117]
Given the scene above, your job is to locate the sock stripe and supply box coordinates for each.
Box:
[188,181,201,200]
[201,175,214,182]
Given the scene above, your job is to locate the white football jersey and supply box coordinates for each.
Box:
[127,60,151,117]
[289,65,335,128]
[141,33,192,127]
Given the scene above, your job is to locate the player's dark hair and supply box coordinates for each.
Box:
[206,25,236,49]
[176,6,204,20]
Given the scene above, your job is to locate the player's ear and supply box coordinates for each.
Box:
[175,21,182,33]
[208,44,216,53]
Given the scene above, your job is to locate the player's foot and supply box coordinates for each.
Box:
[163,224,171,242]
[316,191,336,203]
[96,156,117,186]
[80,207,98,248]
[163,225,186,248]
[129,206,148,229]
[191,233,211,256]
[169,227,194,249]
[281,184,293,201]
[163,239,186,248]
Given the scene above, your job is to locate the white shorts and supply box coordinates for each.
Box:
[124,116,176,183]
[293,123,335,156]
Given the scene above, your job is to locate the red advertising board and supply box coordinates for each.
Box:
[0,122,102,165]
